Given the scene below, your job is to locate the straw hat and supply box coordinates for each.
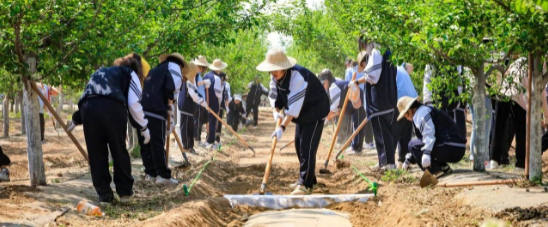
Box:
[159,52,190,78]
[186,62,198,82]
[397,96,419,121]
[209,59,227,71]
[256,48,297,72]
[194,55,210,67]
[357,51,368,73]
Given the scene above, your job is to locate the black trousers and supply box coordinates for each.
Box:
[71,109,82,125]
[393,115,413,162]
[228,113,241,131]
[80,98,133,202]
[348,107,366,151]
[371,112,397,166]
[337,112,353,145]
[39,113,45,141]
[408,139,465,173]
[138,116,171,179]
[193,105,207,142]
[0,145,11,166]
[246,104,259,126]
[453,109,467,140]
[491,100,526,167]
[180,114,194,149]
[207,108,219,144]
[295,119,324,188]
[215,110,224,143]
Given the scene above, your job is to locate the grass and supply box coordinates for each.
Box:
[381,169,417,183]
[130,145,141,159]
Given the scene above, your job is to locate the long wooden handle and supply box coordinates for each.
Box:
[262,116,283,186]
[205,106,252,148]
[165,114,171,166]
[338,118,369,156]
[172,130,185,154]
[438,179,516,187]
[30,82,89,162]
[326,72,357,161]
[280,139,295,151]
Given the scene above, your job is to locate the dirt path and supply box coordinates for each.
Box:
[0,108,546,226]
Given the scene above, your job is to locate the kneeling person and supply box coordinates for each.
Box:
[227,94,246,131]
[397,96,465,178]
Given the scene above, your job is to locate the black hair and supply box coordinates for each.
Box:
[219,72,227,81]
[317,70,335,84]
[409,100,422,110]
[113,53,143,79]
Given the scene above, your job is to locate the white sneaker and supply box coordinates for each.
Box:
[489,160,499,169]
[205,142,214,149]
[253,126,258,129]
[370,163,381,171]
[144,174,156,183]
[289,181,317,190]
[155,177,179,185]
[67,120,76,132]
[290,185,313,195]
[381,164,396,171]
[364,143,375,149]
[120,195,133,204]
[345,147,360,155]
[0,168,9,182]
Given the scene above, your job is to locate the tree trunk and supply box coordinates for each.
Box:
[24,83,46,186]
[3,95,9,138]
[19,91,25,135]
[529,51,543,181]
[56,90,63,115]
[15,95,20,114]
[68,99,74,113]
[472,66,489,171]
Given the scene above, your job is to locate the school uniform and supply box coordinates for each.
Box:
[362,49,398,166]
[406,105,466,173]
[346,67,374,145]
[178,77,206,150]
[268,65,330,188]
[203,71,223,144]
[139,61,182,179]
[227,99,246,131]
[78,66,148,203]
[0,145,10,167]
[329,80,366,152]
[394,66,418,162]
[38,84,50,141]
[194,73,208,142]
[246,82,269,126]
[216,81,231,143]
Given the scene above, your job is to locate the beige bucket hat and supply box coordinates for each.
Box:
[357,51,368,73]
[159,53,190,78]
[194,55,210,67]
[186,62,198,82]
[397,96,419,121]
[209,59,227,71]
[256,48,297,72]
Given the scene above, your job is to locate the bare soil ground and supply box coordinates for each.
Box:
[0,108,546,226]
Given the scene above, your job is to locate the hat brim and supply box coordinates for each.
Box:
[397,97,419,121]
[256,57,297,72]
[209,62,228,71]
[194,60,210,67]
[159,53,191,78]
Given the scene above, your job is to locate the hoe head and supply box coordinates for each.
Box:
[420,169,438,188]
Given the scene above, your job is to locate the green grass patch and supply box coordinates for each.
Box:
[381,169,417,183]
[130,145,141,159]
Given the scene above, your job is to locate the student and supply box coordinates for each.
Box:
[78,53,150,204]
[37,83,59,143]
[318,69,365,155]
[139,52,189,185]
[215,72,231,146]
[353,40,398,170]
[227,94,246,131]
[204,59,227,149]
[246,76,269,129]
[0,145,10,182]
[178,62,210,154]
[398,96,466,178]
[345,57,374,149]
[394,65,418,169]
[192,56,210,146]
[259,48,329,195]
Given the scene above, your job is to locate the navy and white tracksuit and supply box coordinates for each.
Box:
[139,61,182,179]
[394,66,418,162]
[328,80,366,151]
[194,73,208,142]
[268,65,329,188]
[216,82,231,143]
[227,100,246,131]
[246,82,269,126]
[178,76,206,150]
[203,71,223,144]
[406,105,466,173]
[363,49,398,166]
[78,66,148,202]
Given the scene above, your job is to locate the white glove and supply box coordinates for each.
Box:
[271,127,283,141]
[200,101,208,109]
[203,79,211,88]
[273,111,284,122]
[141,128,151,144]
[422,154,431,168]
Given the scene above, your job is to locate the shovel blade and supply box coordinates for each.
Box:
[420,169,438,188]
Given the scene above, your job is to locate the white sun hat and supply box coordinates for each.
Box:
[194,55,210,67]
[397,96,419,121]
[256,48,297,72]
[209,59,227,71]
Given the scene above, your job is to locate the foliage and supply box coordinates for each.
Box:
[381,169,417,183]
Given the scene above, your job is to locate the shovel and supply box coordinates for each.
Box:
[205,106,256,156]
[419,169,438,188]
[165,114,172,167]
[258,112,283,195]
[172,130,191,168]
[279,139,295,152]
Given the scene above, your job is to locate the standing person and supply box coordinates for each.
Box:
[353,40,399,170]
[78,53,150,204]
[37,83,59,143]
[178,62,210,154]
[204,59,227,149]
[227,94,246,131]
[394,65,418,169]
[345,58,375,150]
[259,48,329,195]
[246,76,269,129]
[397,96,466,177]
[318,69,365,155]
[0,145,11,182]
[192,56,210,146]
[215,72,231,146]
[140,52,189,185]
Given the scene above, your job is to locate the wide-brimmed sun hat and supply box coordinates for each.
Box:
[186,62,198,82]
[159,53,190,78]
[357,51,368,73]
[194,55,210,67]
[256,48,297,72]
[397,96,419,121]
[209,59,228,71]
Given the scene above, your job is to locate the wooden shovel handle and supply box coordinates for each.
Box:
[165,114,171,166]
[326,72,357,161]
[262,114,283,186]
[205,106,252,148]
